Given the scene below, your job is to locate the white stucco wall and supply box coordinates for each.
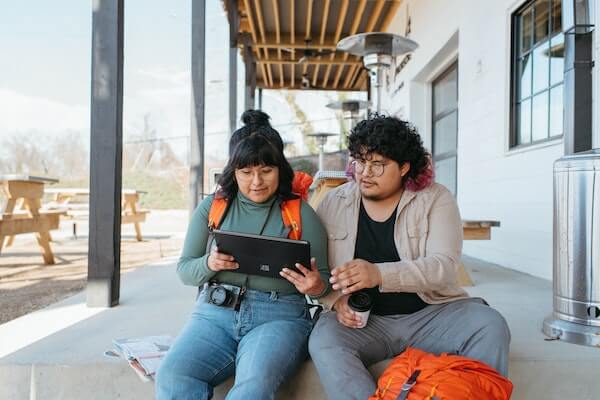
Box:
[379,0,599,280]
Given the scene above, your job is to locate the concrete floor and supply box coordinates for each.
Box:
[1,255,600,399]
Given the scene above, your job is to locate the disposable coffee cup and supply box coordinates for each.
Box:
[348,291,373,328]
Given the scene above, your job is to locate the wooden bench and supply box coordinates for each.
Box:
[0,176,66,265]
[44,188,150,241]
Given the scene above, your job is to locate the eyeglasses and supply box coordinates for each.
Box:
[351,159,388,177]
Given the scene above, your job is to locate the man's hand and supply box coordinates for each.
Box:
[333,294,363,328]
[207,247,239,272]
[330,259,382,295]
[280,257,326,297]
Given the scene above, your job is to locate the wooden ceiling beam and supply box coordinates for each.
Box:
[380,1,402,32]
[242,0,258,44]
[305,0,313,40]
[254,34,338,49]
[272,0,284,87]
[256,82,361,92]
[252,0,274,87]
[339,0,367,90]
[257,58,361,66]
[313,0,331,87]
[365,0,386,32]
[323,0,349,88]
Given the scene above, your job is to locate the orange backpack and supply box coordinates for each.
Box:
[208,197,302,240]
[370,348,513,400]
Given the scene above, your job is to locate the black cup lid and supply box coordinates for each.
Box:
[348,291,372,312]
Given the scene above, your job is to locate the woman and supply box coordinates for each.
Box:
[155,128,330,400]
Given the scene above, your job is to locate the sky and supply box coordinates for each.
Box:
[0,0,365,168]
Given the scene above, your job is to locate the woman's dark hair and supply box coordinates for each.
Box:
[218,130,298,201]
[229,110,284,156]
[348,114,434,191]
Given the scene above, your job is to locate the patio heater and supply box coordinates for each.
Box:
[336,33,418,113]
[543,0,598,346]
[326,100,369,131]
[307,133,337,171]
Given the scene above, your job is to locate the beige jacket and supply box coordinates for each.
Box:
[316,181,469,311]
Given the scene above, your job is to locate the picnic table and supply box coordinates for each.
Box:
[44,188,150,241]
[0,175,65,265]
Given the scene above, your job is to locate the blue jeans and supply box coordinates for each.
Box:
[155,288,313,400]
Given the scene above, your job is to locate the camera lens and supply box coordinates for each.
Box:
[209,286,230,306]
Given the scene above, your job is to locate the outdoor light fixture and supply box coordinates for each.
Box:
[307,133,337,171]
[562,0,595,34]
[326,100,369,130]
[337,32,418,113]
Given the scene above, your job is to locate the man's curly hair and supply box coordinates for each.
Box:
[348,115,434,191]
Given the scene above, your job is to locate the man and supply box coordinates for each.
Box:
[308,115,510,400]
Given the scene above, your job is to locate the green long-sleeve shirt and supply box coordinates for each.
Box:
[177,193,331,298]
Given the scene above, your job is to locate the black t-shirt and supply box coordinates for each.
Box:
[354,200,428,315]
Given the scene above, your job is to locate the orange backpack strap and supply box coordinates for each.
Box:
[209,196,302,240]
[208,197,228,230]
[281,198,302,240]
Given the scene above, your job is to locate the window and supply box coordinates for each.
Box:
[432,62,458,196]
[511,0,563,148]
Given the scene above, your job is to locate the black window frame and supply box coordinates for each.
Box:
[510,0,564,149]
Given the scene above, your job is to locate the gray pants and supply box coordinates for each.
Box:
[308,298,510,400]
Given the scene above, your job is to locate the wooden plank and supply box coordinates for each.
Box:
[380,1,402,32]
[312,0,330,86]
[242,0,258,43]
[255,34,338,50]
[463,227,491,240]
[257,57,361,65]
[365,0,386,32]
[0,214,61,236]
[4,181,44,199]
[272,0,284,87]
[323,0,349,88]
[305,0,313,39]
[341,0,366,88]
[121,214,147,224]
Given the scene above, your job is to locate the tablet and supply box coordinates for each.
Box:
[212,229,310,279]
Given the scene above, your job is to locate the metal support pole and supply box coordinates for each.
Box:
[258,88,263,110]
[228,0,239,134]
[318,144,325,171]
[88,0,124,307]
[563,32,593,154]
[243,42,256,111]
[190,0,206,213]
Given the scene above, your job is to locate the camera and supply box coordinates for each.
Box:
[206,283,243,310]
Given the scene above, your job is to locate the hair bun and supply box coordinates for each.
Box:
[241,109,271,127]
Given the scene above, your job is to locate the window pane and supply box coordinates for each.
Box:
[434,156,457,196]
[433,67,458,116]
[550,33,564,85]
[521,8,533,53]
[550,84,563,137]
[519,54,532,99]
[519,99,532,144]
[533,41,550,93]
[433,112,457,156]
[534,0,550,45]
[551,0,562,35]
[532,92,549,141]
